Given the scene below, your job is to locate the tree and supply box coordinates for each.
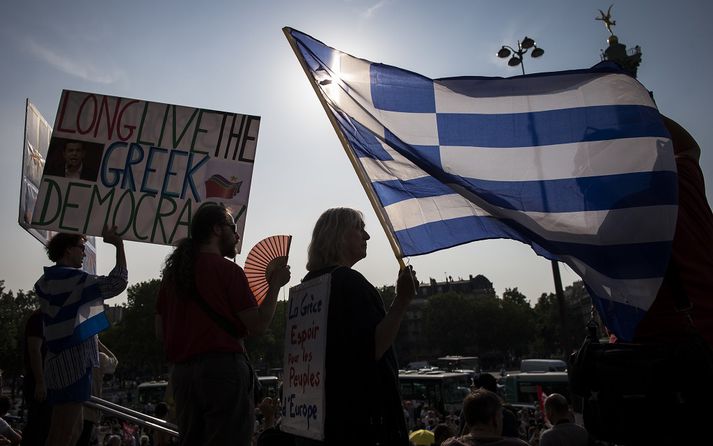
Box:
[413,287,538,369]
[0,281,38,396]
[423,292,478,355]
[101,279,165,380]
[531,282,593,358]
[497,288,536,365]
[245,300,289,374]
[503,287,528,306]
[468,295,504,366]
[378,285,396,308]
[532,292,560,356]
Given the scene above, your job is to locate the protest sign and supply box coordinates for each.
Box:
[281,274,330,440]
[31,90,259,250]
[20,99,96,273]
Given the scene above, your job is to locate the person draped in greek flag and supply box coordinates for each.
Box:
[34,226,127,446]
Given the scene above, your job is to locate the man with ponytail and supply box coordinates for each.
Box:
[156,203,291,446]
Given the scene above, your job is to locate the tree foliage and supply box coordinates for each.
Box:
[1,273,593,383]
[423,292,479,355]
[100,279,292,379]
[101,279,165,380]
[0,280,39,383]
[245,300,289,373]
[531,282,592,357]
[415,287,538,369]
[498,288,536,360]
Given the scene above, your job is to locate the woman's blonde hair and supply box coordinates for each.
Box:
[306,207,364,271]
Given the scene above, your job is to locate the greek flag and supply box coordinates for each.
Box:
[285,28,678,341]
[35,266,109,353]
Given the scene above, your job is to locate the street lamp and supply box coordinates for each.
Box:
[497,36,545,75]
[496,35,568,354]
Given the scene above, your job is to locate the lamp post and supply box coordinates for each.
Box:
[495,36,569,355]
[497,36,545,75]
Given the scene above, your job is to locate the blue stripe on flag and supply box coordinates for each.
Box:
[36,288,73,307]
[589,288,647,341]
[75,313,110,342]
[436,105,667,147]
[47,283,104,323]
[45,267,84,280]
[384,128,442,166]
[45,313,109,353]
[334,111,393,161]
[374,171,678,212]
[373,177,455,206]
[437,66,629,98]
[460,171,678,212]
[292,31,338,74]
[370,63,436,113]
[394,215,524,256]
[394,214,672,279]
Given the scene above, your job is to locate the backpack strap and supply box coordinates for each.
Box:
[192,292,242,339]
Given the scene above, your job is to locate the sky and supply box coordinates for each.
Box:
[1,0,712,305]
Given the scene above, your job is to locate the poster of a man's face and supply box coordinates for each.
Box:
[43,137,103,182]
[63,141,85,178]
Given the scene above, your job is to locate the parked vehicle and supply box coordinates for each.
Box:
[406,360,431,370]
[137,375,280,407]
[256,375,279,400]
[137,380,169,408]
[399,370,471,414]
[519,358,567,373]
[502,372,570,407]
[434,355,480,373]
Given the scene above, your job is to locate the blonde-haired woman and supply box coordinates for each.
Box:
[300,207,416,446]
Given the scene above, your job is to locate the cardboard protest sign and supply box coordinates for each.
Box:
[20,99,96,273]
[31,90,259,250]
[281,275,330,440]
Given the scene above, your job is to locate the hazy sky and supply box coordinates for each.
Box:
[1,0,711,305]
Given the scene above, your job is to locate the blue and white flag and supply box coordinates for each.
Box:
[35,266,109,353]
[285,28,677,341]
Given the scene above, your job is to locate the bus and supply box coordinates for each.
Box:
[137,380,169,408]
[434,355,480,373]
[137,376,281,407]
[502,372,570,408]
[399,370,471,414]
[256,375,280,400]
[519,359,567,373]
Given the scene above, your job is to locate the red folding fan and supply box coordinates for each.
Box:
[244,235,292,305]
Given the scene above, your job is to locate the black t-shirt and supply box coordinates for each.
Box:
[302,266,407,445]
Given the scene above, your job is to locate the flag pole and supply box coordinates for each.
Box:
[283,27,406,269]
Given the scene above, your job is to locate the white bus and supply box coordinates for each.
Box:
[519,359,567,373]
[434,355,480,373]
[399,370,471,414]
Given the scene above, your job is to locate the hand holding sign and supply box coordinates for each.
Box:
[101,224,123,247]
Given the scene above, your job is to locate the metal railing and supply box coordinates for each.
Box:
[85,396,179,437]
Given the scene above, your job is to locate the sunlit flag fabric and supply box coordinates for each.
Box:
[284,28,678,341]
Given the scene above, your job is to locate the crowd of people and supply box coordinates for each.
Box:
[0,369,599,446]
[247,373,589,446]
